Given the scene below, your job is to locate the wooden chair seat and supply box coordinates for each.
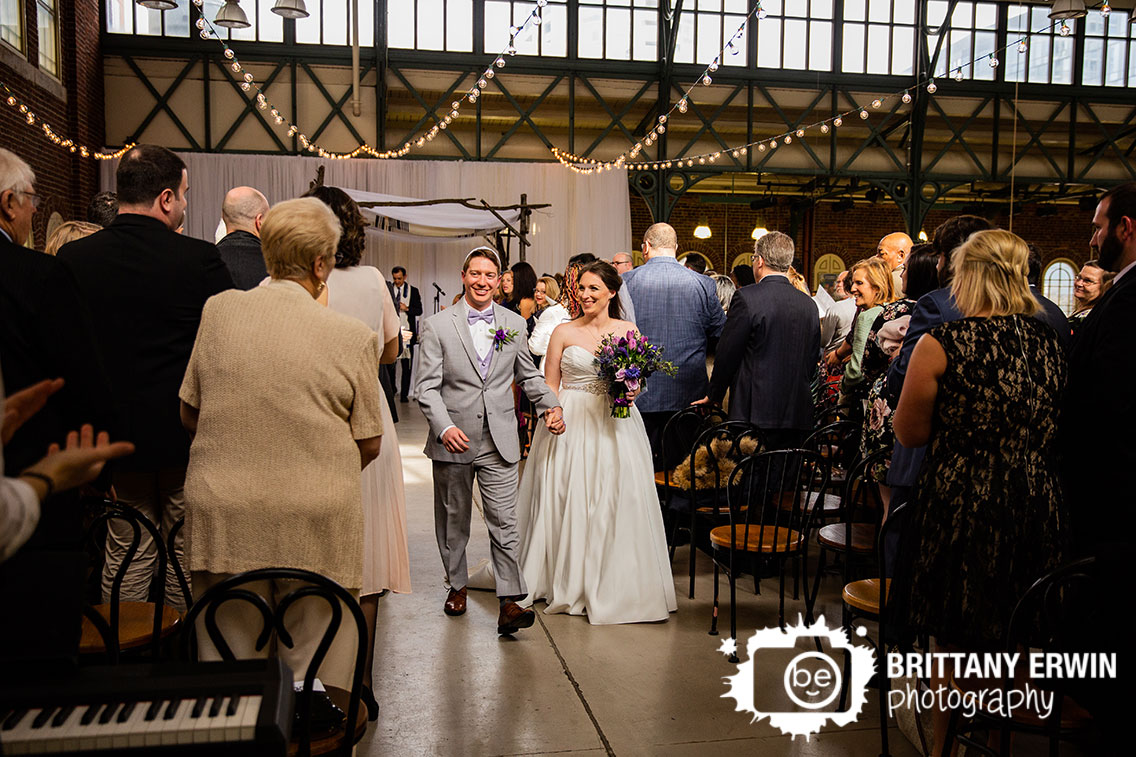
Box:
[79,602,181,654]
[654,470,687,488]
[710,525,803,553]
[288,686,368,756]
[817,523,877,553]
[695,504,741,515]
[842,578,889,615]
[950,675,1092,729]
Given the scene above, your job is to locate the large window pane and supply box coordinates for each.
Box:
[104,0,132,35]
[809,20,831,71]
[1105,39,1126,87]
[540,2,566,56]
[388,0,415,48]
[891,25,913,76]
[866,24,889,74]
[579,6,603,58]
[696,11,720,63]
[36,0,57,76]
[1083,38,1104,86]
[757,17,781,68]
[606,7,631,59]
[296,0,321,42]
[632,9,657,61]
[842,24,865,73]
[322,0,348,46]
[784,18,806,69]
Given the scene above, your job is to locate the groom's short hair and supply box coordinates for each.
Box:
[463,246,501,273]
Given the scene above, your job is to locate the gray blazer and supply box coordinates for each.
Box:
[415,302,558,464]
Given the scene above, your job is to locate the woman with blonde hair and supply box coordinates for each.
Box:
[829,256,897,400]
[892,229,1068,755]
[45,221,100,255]
[534,275,560,316]
[180,197,384,703]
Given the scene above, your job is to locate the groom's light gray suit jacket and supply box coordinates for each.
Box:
[416,302,558,465]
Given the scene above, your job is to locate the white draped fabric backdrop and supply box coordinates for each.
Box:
[100,154,632,312]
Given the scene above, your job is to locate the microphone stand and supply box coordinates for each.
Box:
[432,282,445,314]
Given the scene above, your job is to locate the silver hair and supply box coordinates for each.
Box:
[0,147,35,196]
[754,231,794,272]
[711,273,736,312]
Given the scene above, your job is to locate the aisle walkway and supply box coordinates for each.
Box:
[357,405,916,757]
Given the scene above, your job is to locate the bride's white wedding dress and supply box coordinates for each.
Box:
[517,345,677,624]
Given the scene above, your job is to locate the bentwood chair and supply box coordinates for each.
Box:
[80,503,184,663]
[181,567,368,757]
[709,449,828,656]
[656,405,726,547]
[940,558,1097,757]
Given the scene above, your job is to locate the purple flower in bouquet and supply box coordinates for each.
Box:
[594,330,677,418]
[491,327,519,352]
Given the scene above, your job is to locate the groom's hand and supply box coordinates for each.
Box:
[543,407,565,435]
[441,426,470,453]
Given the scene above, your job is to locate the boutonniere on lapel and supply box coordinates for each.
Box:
[491,327,519,352]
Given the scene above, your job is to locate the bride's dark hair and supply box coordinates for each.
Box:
[577,260,623,319]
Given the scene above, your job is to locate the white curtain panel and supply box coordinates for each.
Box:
[100,154,632,312]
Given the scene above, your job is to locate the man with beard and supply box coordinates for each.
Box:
[1060,183,1134,756]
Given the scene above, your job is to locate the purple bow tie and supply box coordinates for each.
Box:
[467,308,494,326]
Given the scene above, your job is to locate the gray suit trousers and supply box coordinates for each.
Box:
[432,430,525,599]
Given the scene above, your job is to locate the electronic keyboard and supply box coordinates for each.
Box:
[0,659,292,755]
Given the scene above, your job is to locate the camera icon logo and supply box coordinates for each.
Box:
[722,616,875,739]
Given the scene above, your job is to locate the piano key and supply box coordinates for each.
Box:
[144,699,163,721]
[209,696,226,718]
[162,697,182,720]
[223,696,249,742]
[191,698,214,743]
[143,701,170,747]
[2,708,27,730]
[171,700,196,745]
[190,695,208,719]
[98,702,120,725]
[50,705,75,728]
[239,694,262,740]
[116,701,136,723]
[3,708,44,753]
[122,700,153,748]
[78,704,100,726]
[30,707,55,729]
[50,706,85,752]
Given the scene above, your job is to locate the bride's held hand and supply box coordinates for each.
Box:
[543,407,566,435]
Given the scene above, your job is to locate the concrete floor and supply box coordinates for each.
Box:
[358,404,920,757]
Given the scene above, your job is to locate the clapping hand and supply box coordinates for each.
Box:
[543,407,566,435]
[23,424,135,495]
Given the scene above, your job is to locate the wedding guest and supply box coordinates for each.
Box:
[530,274,571,364]
[828,257,897,402]
[0,148,119,661]
[612,251,634,275]
[534,275,560,317]
[305,185,407,720]
[860,246,937,507]
[684,255,707,274]
[180,197,383,696]
[623,223,725,464]
[391,266,422,403]
[877,231,912,297]
[732,264,755,287]
[59,144,233,610]
[1067,259,1113,337]
[496,268,514,304]
[86,191,117,227]
[832,269,851,300]
[698,231,819,450]
[787,265,810,295]
[44,221,100,255]
[216,186,270,290]
[892,229,1068,755]
[507,261,538,329]
[712,273,736,313]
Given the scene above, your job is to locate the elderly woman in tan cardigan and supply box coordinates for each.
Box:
[179,197,383,690]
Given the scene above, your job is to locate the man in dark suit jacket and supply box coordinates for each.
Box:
[0,147,118,661]
[215,185,269,290]
[1059,182,1135,757]
[391,266,422,402]
[699,231,820,450]
[58,145,233,609]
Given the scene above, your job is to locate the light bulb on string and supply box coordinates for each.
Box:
[820,123,830,133]
[783,135,792,145]
[757,143,766,152]
[769,139,777,149]
[989,56,999,68]
[678,98,688,113]
[1102,1,1111,17]
[859,109,869,119]
[196,18,206,30]
[708,59,719,73]
[508,41,517,56]
[223,48,234,59]
[871,98,882,108]
[796,129,805,137]
[485,69,494,79]
[927,80,938,93]
[701,73,712,85]
[495,56,506,68]
[1060,22,1070,37]
[478,78,488,88]
[727,40,738,55]
[902,91,912,104]
[658,114,667,124]
[1018,39,1028,53]
[953,67,964,81]
[833,116,843,127]
[533,13,542,25]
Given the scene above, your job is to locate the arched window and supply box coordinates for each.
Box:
[1043,258,1078,316]
[813,253,846,293]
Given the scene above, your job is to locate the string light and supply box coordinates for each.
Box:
[2,81,133,159]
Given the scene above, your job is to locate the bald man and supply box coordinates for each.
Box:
[216,186,269,290]
[877,231,912,297]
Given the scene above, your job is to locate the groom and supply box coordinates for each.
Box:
[415,247,565,634]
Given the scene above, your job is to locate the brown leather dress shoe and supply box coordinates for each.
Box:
[497,601,535,635]
[444,587,467,616]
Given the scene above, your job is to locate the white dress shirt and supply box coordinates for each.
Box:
[467,300,496,359]
[0,370,41,563]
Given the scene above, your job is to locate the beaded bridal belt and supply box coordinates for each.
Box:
[561,381,607,397]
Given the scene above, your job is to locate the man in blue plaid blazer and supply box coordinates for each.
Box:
[622,223,726,467]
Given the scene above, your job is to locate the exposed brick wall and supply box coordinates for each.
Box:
[0,0,104,249]
[631,192,1095,278]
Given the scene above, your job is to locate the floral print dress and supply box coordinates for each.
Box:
[859,299,915,481]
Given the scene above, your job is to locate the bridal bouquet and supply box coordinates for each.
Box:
[595,330,676,419]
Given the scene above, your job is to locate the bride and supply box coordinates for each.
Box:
[517,261,677,624]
